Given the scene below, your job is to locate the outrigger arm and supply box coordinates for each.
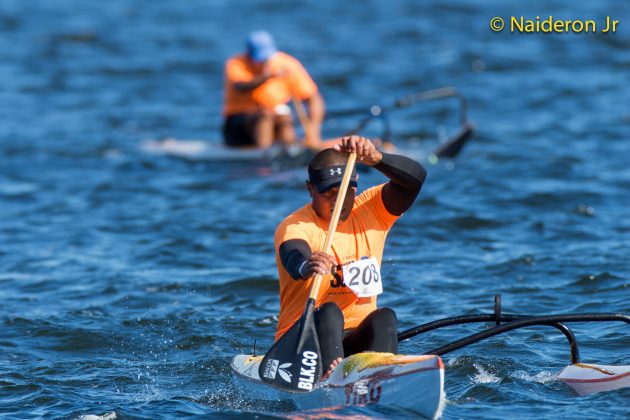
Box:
[397,295,630,395]
[329,87,475,159]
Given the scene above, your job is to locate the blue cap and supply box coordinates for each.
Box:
[246,30,277,62]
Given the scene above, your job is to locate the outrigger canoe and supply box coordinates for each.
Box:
[140,87,475,163]
[231,352,444,418]
[232,296,629,417]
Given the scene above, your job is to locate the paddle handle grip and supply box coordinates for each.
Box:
[308,152,357,300]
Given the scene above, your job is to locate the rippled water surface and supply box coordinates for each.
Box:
[1,0,629,418]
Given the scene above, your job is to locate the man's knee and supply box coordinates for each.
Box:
[371,307,398,332]
[317,302,343,319]
[274,113,293,126]
[371,308,398,353]
[315,302,344,330]
[256,108,274,118]
[250,110,274,128]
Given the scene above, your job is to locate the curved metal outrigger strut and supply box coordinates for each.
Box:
[398,295,630,365]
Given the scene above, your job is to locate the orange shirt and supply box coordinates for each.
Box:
[274,184,400,341]
[223,52,318,116]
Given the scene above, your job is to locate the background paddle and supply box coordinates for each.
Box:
[259,152,357,393]
[292,96,312,143]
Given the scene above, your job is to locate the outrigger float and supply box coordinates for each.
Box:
[232,295,630,418]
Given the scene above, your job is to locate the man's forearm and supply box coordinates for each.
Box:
[279,239,311,280]
[373,153,426,215]
[234,74,272,91]
[374,153,426,190]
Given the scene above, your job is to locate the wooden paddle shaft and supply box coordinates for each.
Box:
[308,152,357,300]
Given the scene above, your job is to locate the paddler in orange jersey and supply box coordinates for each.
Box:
[222,30,325,149]
[274,135,427,378]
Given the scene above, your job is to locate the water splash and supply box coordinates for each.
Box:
[77,412,117,420]
[512,370,557,385]
[470,363,501,384]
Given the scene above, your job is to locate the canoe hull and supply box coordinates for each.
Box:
[140,138,313,163]
[231,352,444,418]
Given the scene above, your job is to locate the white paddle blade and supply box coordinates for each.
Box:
[558,363,630,395]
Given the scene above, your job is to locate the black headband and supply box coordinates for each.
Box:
[308,165,358,193]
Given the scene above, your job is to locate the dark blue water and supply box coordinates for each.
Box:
[1,0,629,418]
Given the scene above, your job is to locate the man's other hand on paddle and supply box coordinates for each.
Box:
[300,251,337,279]
[334,135,382,166]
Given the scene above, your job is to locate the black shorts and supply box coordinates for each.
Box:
[223,114,257,147]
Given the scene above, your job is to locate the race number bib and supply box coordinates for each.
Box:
[342,257,382,297]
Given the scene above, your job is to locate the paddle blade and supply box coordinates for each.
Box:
[259,299,323,392]
[433,123,474,159]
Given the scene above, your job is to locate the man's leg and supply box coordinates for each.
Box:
[274,113,297,146]
[314,302,344,372]
[342,308,398,357]
[252,110,275,148]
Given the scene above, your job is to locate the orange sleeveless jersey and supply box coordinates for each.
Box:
[223,52,318,116]
[274,184,400,341]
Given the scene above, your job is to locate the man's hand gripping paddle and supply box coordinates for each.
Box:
[259,152,357,393]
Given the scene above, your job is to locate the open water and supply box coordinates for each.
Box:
[1,0,629,418]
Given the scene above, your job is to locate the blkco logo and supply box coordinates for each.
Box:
[297,350,318,390]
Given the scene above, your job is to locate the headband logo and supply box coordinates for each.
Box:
[329,168,342,176]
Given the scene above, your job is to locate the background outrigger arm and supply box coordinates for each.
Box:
[397,295,630,395]
[328,87,475,159]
